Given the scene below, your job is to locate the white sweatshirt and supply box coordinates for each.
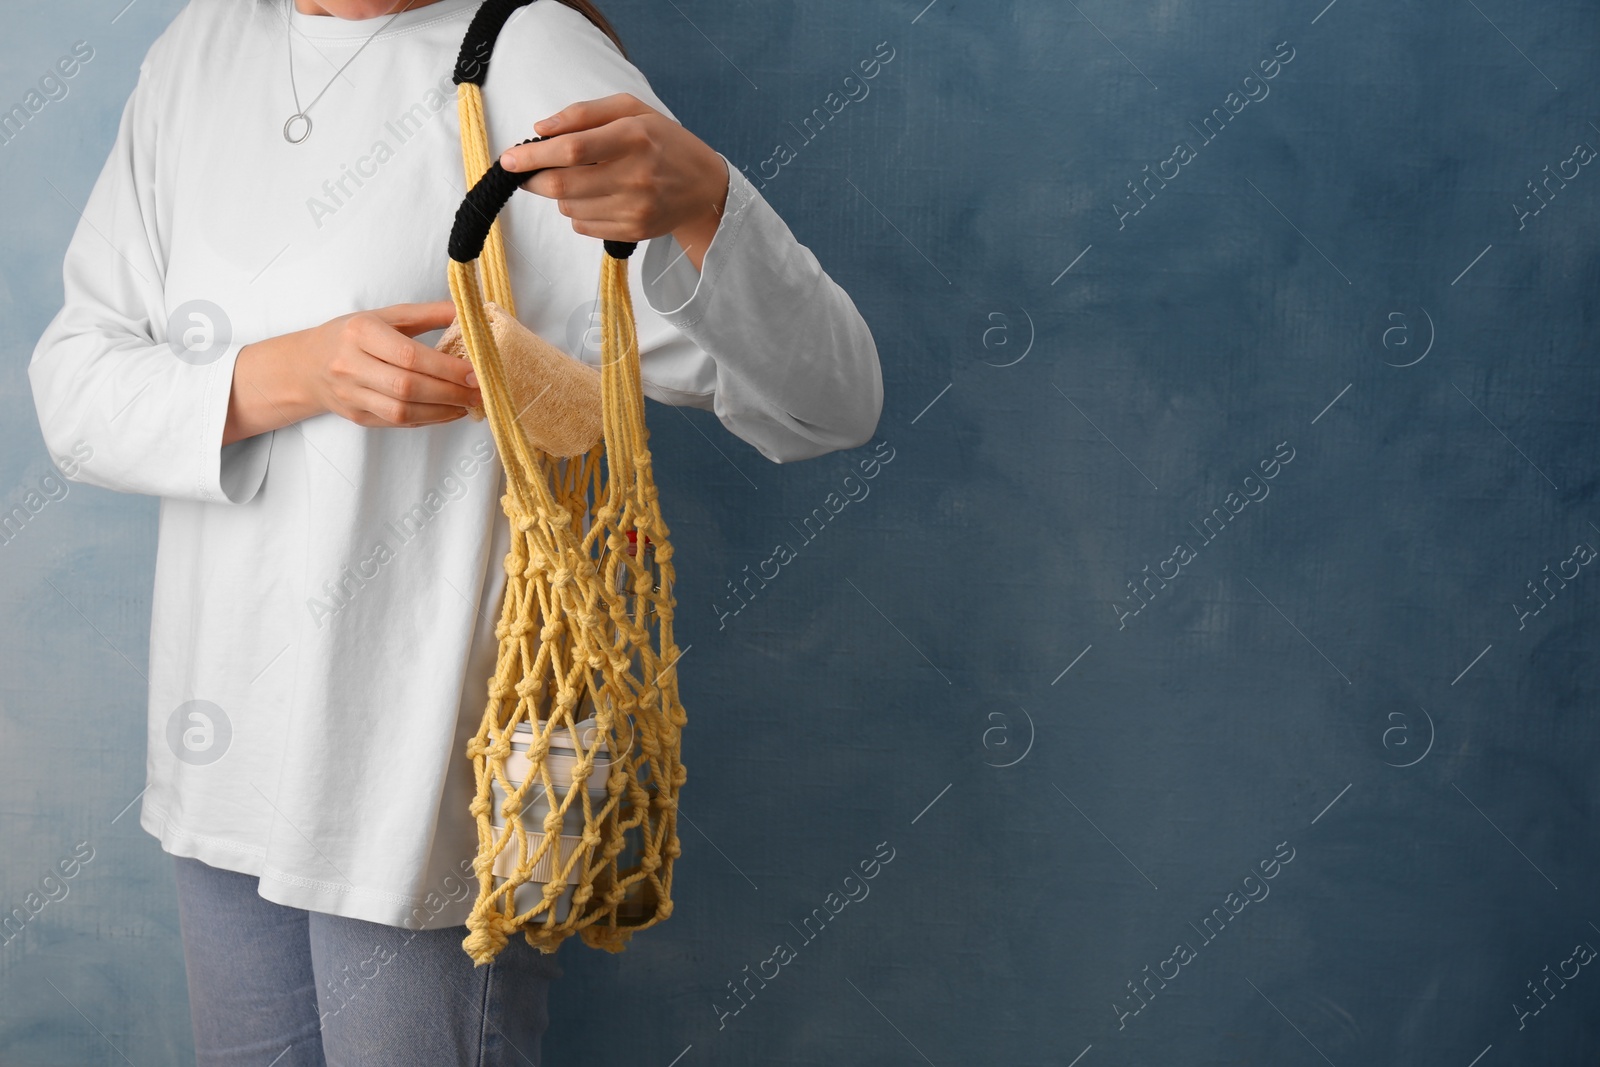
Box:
[28,0,882,929]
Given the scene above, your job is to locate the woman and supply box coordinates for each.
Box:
[27,0,882,1062]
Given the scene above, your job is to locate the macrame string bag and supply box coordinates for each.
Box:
[441,0,686,963]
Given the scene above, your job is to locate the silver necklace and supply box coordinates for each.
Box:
[283,0,417,144]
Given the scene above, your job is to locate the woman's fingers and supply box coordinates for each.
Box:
[517,157,628,201]
[321,313,482,427]
[501,122,646,194]
[499,94,654,173]
[358,351,482,413]
[346,385,471,428]
[301,303,485,430]
[550,193,659,241]
[352,313,482,404]
[373,300,458,338]
[530,93,653,139]
[491,96,726,258]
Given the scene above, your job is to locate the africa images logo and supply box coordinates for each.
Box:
[166,700,232,766]
[166,300,232,366]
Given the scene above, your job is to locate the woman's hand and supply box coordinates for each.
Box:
[223,301,481,446]
[498,94,731,272]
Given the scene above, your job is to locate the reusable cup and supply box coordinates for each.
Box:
[490,713,611,922]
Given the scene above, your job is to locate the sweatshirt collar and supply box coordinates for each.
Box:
[286,0,483,41]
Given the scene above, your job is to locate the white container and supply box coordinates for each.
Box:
[490,715,612,922]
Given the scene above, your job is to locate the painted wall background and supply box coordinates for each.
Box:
[3,0,1599,1063]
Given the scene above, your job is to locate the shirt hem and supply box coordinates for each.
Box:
[142,798,476,931]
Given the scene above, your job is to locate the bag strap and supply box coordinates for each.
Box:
[451,0,532,314]
[450,0,639,311]
[446,0,643,508]
[447,141,637,267]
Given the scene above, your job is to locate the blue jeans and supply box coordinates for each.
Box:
[172,855,561,1066]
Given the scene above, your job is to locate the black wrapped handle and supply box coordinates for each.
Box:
[447,136,534,263]
[447,135,637,264]
[448,0,637,265]
[453,0,534,86]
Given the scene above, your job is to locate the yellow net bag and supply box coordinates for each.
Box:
[441,1,686,962]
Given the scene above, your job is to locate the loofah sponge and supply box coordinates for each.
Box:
[435,300,604,457]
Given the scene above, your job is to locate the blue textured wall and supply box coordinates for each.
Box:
[5,1,1599,1064]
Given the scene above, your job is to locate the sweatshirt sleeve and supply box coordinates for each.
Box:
[494,2,884,466]
[635,155,884,464]
[27,46,273,505]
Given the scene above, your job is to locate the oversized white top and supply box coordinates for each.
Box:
[29,0,881,929]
